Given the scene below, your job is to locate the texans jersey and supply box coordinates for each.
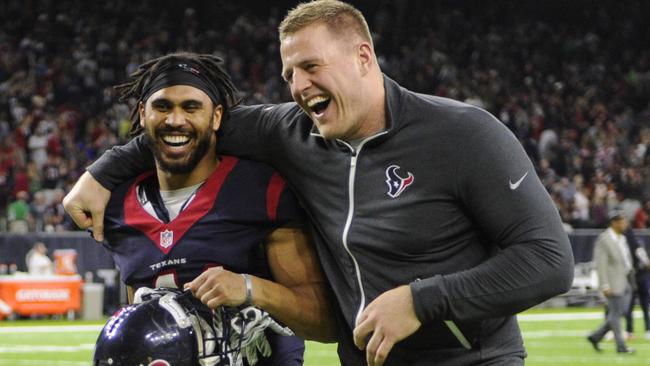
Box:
[103,155,305,365]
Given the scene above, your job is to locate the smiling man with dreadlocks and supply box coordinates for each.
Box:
[91,52,336,366]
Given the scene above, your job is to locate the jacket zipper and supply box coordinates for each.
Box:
[343,148,366,324]
[338,133,386,324]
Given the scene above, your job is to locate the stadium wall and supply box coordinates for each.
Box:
[2,230,650,273]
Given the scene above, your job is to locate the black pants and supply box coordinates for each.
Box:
[626,272,650,332]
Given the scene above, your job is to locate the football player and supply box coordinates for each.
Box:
[98,52,335,365]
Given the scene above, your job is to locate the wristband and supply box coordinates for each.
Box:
[241,273,253,306]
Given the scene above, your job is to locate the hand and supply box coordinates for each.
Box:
[62,172,111,242]
[185,267,248,308]
[602,288,612,298]
[353,285,422,366]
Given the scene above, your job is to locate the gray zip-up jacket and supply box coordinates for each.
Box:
[89,76,574,365]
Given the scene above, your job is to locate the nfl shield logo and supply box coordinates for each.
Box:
[160,230,174,249]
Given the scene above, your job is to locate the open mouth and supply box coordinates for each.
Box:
[306,95,331,116]
[161,134,191,147]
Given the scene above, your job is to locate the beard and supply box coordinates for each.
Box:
[144,116,214,175]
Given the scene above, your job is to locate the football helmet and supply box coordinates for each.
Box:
[93,288,294,366]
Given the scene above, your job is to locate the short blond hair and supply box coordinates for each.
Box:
[279,0,372,45]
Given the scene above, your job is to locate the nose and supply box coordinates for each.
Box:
[291,69,312,96]
[165,108,186,127]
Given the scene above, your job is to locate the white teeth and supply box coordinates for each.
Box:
[306,95,330,108]
[162,135,190,144]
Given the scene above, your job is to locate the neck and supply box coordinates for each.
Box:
[611,227,623,235]
[157,146,219,191]
[352,74,386,140]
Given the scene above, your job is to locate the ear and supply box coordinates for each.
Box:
[357,42,374,76]
[212,104,223,132]
[138,102,146,128]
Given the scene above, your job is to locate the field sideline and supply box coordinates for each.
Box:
[1,308,650,365]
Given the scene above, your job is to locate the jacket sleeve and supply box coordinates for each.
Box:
[87,134,154,190]
[410,107,574,322]
[593,236,610,291]
[87,103,299,190]
[217,103,301,162]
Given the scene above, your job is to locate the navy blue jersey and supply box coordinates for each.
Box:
[103,155,305,366]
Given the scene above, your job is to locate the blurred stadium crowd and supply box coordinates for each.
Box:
[0,0,649,232]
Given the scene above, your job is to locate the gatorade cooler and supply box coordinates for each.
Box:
[53,249,78,275]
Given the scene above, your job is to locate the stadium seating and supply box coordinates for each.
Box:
[0,0,649,232]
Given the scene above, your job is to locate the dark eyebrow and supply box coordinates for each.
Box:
[150,98,172,108]
[282,57,320,82]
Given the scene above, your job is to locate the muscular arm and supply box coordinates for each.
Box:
[410,108,574,323]
[63,135,154,237]
[256,227,337,342]
[187,227,337,343]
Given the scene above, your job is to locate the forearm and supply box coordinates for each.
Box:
[250,276,337,342]
[411,235,574,323]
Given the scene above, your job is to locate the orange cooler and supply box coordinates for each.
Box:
[0,275,82,316]
[53,249,78,275]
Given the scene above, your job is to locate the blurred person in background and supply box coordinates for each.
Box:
[43,188,71,232]
[7,190,31,233]
[27,122,49,170]
[587,212,636,354]
[25,241,54,276]
[624,229,650,340]
[0,170,10,230]
[30,190,48,231]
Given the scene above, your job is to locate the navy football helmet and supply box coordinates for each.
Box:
[93,288,240,366]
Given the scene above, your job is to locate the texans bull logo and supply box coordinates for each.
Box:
[385,165,414,198]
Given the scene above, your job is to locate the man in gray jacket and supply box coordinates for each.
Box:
[587,212,635,354]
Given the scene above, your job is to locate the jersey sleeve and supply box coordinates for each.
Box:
[265,172,305,227]
[87,134,155,190]
[410,107,574,323]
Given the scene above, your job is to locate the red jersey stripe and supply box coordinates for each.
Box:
[266,172,286,221]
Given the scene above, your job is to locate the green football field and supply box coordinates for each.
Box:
[1,307,650,365]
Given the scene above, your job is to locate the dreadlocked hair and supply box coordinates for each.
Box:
[115,52,241,136]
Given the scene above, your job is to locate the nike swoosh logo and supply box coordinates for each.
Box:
[509,171,528,190]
